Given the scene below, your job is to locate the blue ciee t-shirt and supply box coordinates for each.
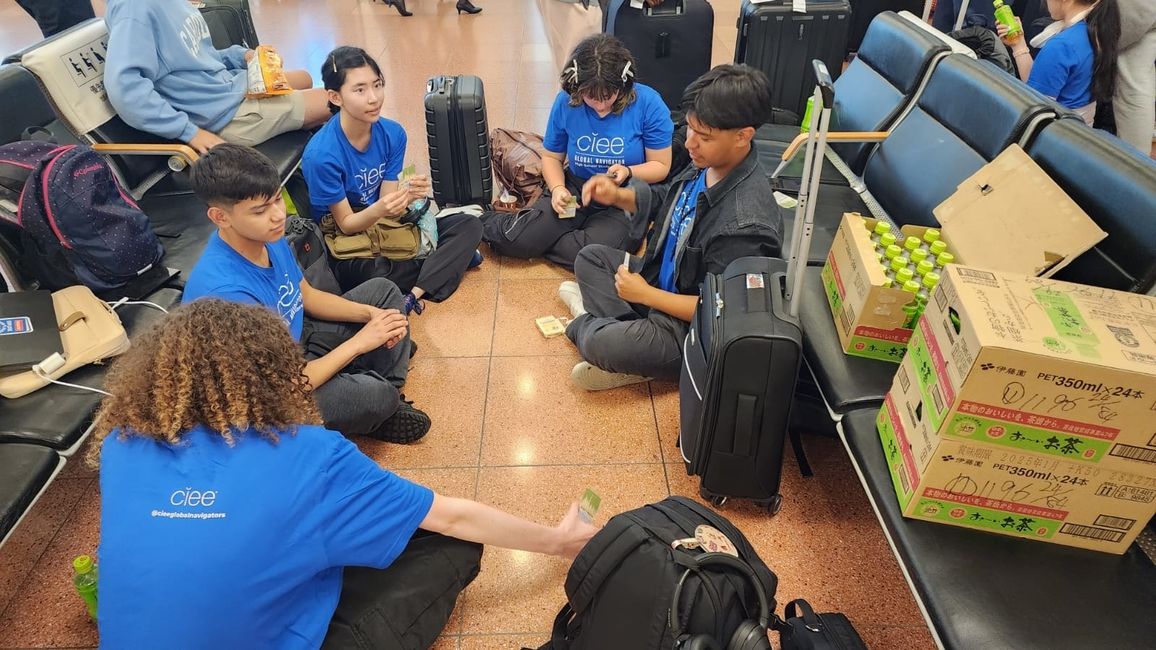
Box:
[302,114,409,218]
[182,232,305,340]
[1027,21,1095,110]
[543,83,674,180]
[97,425,434,649]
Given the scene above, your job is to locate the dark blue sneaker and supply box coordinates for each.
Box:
[403,292,424,316]
[468,249,484,269]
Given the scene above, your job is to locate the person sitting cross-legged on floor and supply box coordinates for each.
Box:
[182,143,432,443]
[561,64,783,391]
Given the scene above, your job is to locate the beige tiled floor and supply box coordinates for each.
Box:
[0,0,935,648]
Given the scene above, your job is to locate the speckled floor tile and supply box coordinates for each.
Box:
[356,357,489,470]
[480,356,660,466]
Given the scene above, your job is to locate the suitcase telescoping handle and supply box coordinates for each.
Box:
[644,0,684,17]
[922,0,970,31]
[783,60,834,318]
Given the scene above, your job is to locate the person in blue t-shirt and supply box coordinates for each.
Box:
[302,46,484,317]
[480,34,674,270]
[558,65,783,391]
[1000,0,1122,125]
[104,0,332,153]
[183,144,433,443]
[90,300,599,650]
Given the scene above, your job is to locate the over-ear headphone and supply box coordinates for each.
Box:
[669,553,772,650]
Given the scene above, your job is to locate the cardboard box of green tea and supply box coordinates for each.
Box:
[822,145,1106,362]
[877,265,1156,553]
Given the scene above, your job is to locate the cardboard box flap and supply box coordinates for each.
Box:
[933,145,1106,278]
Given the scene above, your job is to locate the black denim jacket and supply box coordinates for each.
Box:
[632,147,784,296]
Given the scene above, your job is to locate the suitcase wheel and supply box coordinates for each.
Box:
[699,486,728,508]
[755,494,783,516]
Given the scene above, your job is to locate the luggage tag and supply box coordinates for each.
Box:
[578,488,601,524]
[670,525,738,557]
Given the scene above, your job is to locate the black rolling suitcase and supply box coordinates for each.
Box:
[734,0,850,117]
[198,0,260,50]
[679,62,837,514]
[424,75,492,207]
[603,0,714,111]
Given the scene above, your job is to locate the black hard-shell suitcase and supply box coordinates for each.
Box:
[424,75,492,207]
[734,0,850,116]
[603,0,714,111]
[198,0,260,49]
[679,257,803,514]
[847,0,923,53]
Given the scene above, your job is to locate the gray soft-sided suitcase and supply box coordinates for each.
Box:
[198,0,260,49]
[603,0,714,111]
[424,75,492,207]
[734,0,850,116]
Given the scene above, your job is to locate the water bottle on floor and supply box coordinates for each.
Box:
[72,555,98,620]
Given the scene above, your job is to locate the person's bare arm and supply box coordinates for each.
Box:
[420,494,598,559]
[299,279,408,388]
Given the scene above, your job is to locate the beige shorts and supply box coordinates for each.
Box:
[218,92,307,147]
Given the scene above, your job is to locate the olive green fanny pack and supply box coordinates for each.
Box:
[319,210,422,261]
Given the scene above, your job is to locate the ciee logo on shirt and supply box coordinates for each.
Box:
[169,487,218,507]
[575,133,625,156]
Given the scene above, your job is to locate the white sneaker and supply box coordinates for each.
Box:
[558,281,586,319]
[570,361,651,391]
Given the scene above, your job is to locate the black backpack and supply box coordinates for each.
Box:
[0,140,168,298]
[539,497,777,650]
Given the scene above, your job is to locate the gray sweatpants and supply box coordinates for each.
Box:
[565,244,688,381]
[1113,29,1156,155]
[306,278,410,436]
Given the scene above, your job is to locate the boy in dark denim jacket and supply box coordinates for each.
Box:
[561,64,784,391]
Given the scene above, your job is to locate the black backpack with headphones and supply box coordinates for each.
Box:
[538,496,776,650]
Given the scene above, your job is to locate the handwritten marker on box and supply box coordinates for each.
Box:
[578,489,601,524]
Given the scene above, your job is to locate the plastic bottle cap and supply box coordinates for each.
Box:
[937,252,955,266]
[910,249,928,264]
[922,229,941,244]
[930,240,948,256]
[73,555,93,573]
[917,260,935,276]
[884,244,902,260]
[872,221,892,236]
[891,257,910,272]
[879,232,897,248]
[903,280,921,293]
[923,272,941,288]
[904,236,921,251]
[897,268,914,284]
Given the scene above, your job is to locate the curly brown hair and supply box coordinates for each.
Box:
[85,299,321,468]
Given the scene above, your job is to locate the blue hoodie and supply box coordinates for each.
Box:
[105,0,250,143]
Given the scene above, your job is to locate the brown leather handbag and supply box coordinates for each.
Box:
[490,128,549,213]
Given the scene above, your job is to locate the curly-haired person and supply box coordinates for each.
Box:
[89,300,598,649]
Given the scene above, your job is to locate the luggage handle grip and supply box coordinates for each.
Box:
[811,60,835,109]
[644,0,684,17]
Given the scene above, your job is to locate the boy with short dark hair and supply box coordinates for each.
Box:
[182,144,431,442]
[560,64,783,390]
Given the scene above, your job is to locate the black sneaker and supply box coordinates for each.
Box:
[409,340,418,359]
[370,398,431,444]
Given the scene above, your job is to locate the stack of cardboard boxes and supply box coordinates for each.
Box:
[822,146,1156,553]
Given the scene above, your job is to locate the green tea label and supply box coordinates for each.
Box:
[1034,288,1100,358]
[944,400,1118,462]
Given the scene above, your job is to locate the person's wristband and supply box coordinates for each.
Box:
[549,184,565,194]
[622,166,633,183]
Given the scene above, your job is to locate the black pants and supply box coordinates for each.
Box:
[480,173,644,271]
[15,0,94,37]
[322,532,483,650]
[565,244,688,380]
[333,212,483,300]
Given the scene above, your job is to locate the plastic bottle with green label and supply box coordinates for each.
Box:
[916,259,935,279]
[918,271,941,303]
[993,0,1023,40]
[934,251,955,273]
[918,229,942,255]
[73,555,98,620]
[869,221,892,246]
[929,240,948,259]
[901,280,923,328]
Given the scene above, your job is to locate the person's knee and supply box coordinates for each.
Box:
[357,277,405,310]
[574,244,615,277]
[285,69,313,90]
[302,88,334,129]
[457,213,483,247]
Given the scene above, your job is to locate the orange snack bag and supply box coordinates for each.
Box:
[245,45,292,98]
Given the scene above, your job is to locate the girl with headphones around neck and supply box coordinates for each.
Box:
[481,34,674,271]
[999,0,1122,126]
